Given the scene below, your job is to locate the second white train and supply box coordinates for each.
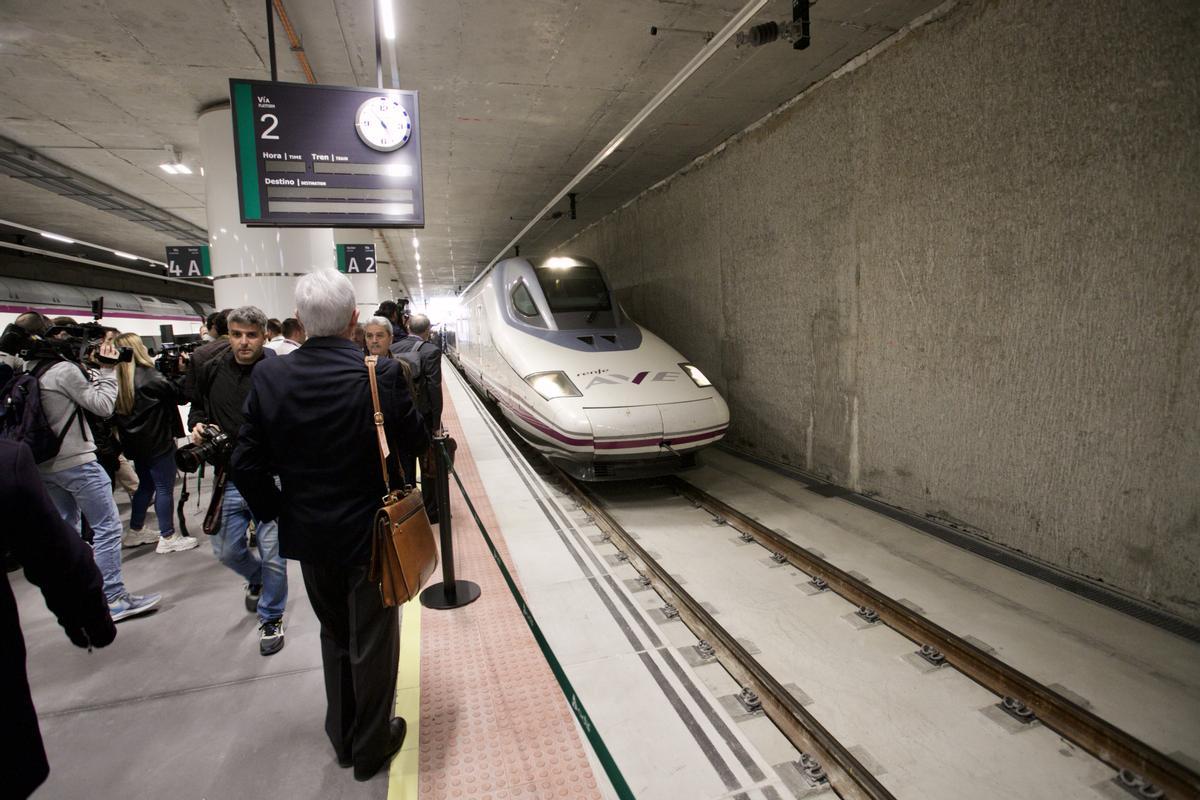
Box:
[446,256,728,480]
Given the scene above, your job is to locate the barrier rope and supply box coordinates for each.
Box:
[437,440,636,800]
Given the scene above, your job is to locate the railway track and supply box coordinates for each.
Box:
[660,477,1200,800]
[457,367,1200,799]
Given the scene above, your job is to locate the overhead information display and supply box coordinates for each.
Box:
[336,243,376,273]
[165,245,212,278]
[229,79,424,228]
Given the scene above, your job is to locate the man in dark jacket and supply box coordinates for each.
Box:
[189,306,283,655]
[232,269,427,782]
[2,439,117,799]
[389,313,442,433]
[182,308,230,402]
[390,312,443,521]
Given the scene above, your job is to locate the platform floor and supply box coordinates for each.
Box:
[12,361,1200,800]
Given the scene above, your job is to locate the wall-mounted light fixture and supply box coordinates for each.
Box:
[159,145,193,175]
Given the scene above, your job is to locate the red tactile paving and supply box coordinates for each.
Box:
[418,391,603,800]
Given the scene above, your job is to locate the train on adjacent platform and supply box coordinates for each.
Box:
[445,256,729,480]
[0,275,211,344]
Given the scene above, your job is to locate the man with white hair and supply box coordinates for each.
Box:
[231,269,427,782]
[361,316,393,359]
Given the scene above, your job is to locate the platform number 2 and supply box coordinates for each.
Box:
[346,256,376,273]
[260,114,280,140]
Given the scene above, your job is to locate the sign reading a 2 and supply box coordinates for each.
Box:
[345,255,376,273]
[336,243,376,273]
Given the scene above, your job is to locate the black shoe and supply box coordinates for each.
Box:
[353,717,406,781]
[259,618,285,656]
[245,583,262,613]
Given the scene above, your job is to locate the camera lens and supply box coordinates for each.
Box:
[175,446,204,473]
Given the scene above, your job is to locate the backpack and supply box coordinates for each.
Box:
[0,360,84,464]
[394,350,430,416]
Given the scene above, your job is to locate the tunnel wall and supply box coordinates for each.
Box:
[561,0,1200,620]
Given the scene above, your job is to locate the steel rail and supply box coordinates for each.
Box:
[666,476,1200,800]
[555,473,895,800]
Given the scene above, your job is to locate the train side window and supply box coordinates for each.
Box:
[511,282,539,318]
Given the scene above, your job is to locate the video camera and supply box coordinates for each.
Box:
[175,423,233,473]
[1,320,132,366]
[154,324,202,378]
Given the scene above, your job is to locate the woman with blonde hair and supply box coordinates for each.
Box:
[112,333,198,554]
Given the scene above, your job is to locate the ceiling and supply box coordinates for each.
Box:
[0,0,943,302]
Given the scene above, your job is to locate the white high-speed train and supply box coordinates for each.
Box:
[0,275,211,343]
[446,256,728,480]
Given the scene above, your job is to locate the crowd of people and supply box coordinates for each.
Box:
[2,270,443,795]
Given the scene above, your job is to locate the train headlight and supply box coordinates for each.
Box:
[525,371,583,400]
[679,363,713,388]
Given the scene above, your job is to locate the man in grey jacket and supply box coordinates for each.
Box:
[30,337,161,622]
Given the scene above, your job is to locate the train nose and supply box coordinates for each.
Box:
[583,396,727,457]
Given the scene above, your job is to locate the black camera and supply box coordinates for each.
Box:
[175,424,233,473]
[154,324,202,378]
[91,344,134,365]
[154,340,200,377]
[0,323,31,357]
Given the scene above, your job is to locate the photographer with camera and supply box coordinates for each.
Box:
[11,324,161,622]
[187,306,285,655]
[183,308,231,402]
[112,333,197,555]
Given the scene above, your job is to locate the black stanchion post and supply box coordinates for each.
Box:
[420,432,481,610]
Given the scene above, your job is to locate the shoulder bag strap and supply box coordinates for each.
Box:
[365,355,408,490]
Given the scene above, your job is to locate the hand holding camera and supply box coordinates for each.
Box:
[177,423,232,473]
[93,341,133,366]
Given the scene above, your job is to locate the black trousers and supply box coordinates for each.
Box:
[300,561,400,768]
[403,451,439,523]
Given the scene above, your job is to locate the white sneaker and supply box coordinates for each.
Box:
[122,528,159,548]
[155,534,200,554]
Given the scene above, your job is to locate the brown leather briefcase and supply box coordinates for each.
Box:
[365,355,438,607]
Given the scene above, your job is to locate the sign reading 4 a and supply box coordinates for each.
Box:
[165,245,212,278]
[336,243,376,273]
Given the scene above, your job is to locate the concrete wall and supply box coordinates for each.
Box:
[561,0,1200,621]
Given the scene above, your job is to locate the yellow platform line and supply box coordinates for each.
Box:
[388,599,422,800]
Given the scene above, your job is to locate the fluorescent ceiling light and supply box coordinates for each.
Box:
[175,164,193,175]
[159,163,179,174]
[41,232,75,244]
[113,250,138,260]
[380,0,396,40]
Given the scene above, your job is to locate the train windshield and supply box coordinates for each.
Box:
[534,265,612,314]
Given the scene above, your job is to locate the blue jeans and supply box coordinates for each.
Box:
[130,451,178,537]
[213,481,287,623]
[42,460,126,602]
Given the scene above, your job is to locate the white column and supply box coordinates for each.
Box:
[198,106,335,319]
